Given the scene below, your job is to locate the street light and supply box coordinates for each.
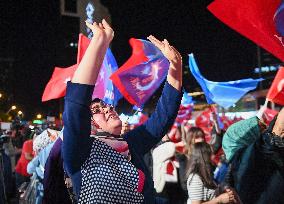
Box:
[18,110,24,119]
[0,93,2,98]
[6,105,17,114]
[36,114,42,119]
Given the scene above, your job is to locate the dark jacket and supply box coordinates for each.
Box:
[225,119,284,204]
[62,81,182,204]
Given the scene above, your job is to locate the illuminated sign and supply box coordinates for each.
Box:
[86,2,95,39]
[33,120,43,125]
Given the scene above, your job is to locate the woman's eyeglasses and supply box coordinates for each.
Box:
[90,100,114,114]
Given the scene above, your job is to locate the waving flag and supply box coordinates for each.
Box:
[42,64,77,102]
[92,48,122,105]
[263,107,278,125]
[207,0,284,61]
[181,92,193,106]
[77,33,90,64]
[275,1,284,37]
[175,92,193,124]
[77,34,122,105]
[188,54,263,108]
[110,38,169,107]
[42,34,121,105]
[267,67,284,105]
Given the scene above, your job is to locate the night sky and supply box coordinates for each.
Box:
[0,0,258,120]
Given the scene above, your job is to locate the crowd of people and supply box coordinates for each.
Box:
[0,19,284,204]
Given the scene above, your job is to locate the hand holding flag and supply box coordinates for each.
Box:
[72,20,114,85]
[110,37,171,107]
[147,35,182,91]
[43,26,120,104]
[85,19,114,44]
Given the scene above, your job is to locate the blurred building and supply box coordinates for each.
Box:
[47,0,112,119]
[251,47,283,109]
[58,0,111,66]
[0,58,15,111]
[254,46,282,89]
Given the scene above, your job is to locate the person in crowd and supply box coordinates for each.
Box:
[0,129,13,202]
[153,133,185,204]
[177,126,207,203]
[209,111,228,183]
[213,155,228,185]
[62,19,182,204]
[182,127,206,156]
[14,138,33,189]
[223,108,284,203]
[27,129,59,204]
[10,124,25,164]
[187,142,238,204]
[43,133,75,204]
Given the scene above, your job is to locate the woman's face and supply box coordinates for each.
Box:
[90,100,122,135]
[194,131,205,143]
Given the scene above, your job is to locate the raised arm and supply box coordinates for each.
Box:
[124,36,183,155]
[63,20,114,175]
[72,20,114,84]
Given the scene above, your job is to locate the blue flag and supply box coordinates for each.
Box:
[188,54,263,108]
[92,48,122,106]
[181,92,194,106]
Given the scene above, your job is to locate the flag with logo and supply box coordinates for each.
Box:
[77,34,122,105]
[92,48,122,105]
[188,54,263,108]
[110,38,169,107]
[42,34,121,105]
[207,0,284,61]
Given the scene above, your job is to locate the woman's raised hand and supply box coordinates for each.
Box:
[86,19,114,44]
[147,35,182,67]
[147,35,182,91]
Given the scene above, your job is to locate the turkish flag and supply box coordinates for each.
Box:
[267,67,284,105]
[208,0,284,61]
[42,34,89,102]
[195,108,212,128]
[42,64,78,101]
[77,34,91,64]
[110,38,169,107]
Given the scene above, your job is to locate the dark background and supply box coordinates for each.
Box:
[0,0,263,120]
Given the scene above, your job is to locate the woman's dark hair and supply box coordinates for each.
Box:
[182,126,205,155]
[186,142,216,189]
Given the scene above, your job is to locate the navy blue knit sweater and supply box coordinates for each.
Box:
[62,81,182,204]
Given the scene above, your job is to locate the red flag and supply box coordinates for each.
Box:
[267,67,284,105]
[77,34,91,64]
[263,107,278,125]
[195,108,212,128]
[42,64,77,101]
[42,34,90,102]
[207,0,284,61]
[110,38,169,107]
